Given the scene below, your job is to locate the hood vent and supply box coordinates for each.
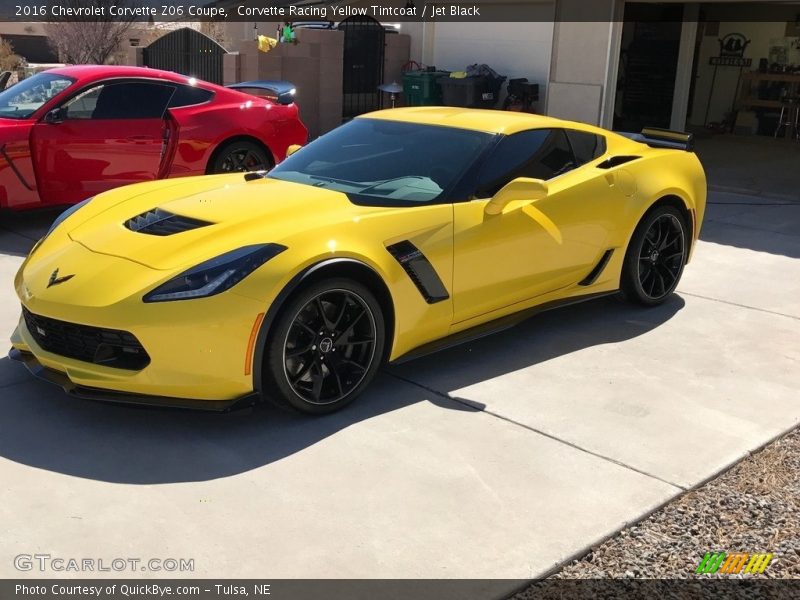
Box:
[125,208,214,236]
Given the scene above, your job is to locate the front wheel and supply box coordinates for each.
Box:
[263,278,385,414]
[620,205,688,306]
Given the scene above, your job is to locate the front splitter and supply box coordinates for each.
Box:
[8,347,257,412]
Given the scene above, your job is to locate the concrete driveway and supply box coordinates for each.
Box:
[0,191,798,586]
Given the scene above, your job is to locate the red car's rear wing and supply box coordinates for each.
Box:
[619,127,695,151]
[226,80,296,105]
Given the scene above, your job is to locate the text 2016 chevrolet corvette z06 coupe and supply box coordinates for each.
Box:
[9,108,706,414]
[0,65,306,211]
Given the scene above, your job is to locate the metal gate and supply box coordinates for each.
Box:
[338,16,385,120]
[142,28,226,85]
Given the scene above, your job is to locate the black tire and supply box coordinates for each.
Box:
[210,140,271,173]
[263,278,386,415]
[620,204,688,306]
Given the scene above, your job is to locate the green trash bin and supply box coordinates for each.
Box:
[402,70,448,106]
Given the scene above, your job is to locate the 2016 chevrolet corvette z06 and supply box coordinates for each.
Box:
[9,107,706,414]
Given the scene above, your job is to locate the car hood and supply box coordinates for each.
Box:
[69,175,357,270]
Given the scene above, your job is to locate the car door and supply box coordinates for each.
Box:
[30,80,175,205]
[452,128,621,323]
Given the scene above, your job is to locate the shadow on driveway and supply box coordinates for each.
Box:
[0,295,684,485]
[0,208,60,257]
[700,204,800,259]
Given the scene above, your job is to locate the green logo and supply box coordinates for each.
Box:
[696,552,773,574]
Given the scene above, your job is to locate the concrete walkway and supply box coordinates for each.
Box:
[0,191,797,585]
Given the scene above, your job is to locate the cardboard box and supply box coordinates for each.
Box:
[734,110,758,135]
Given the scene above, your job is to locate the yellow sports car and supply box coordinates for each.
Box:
[10,108,706,414]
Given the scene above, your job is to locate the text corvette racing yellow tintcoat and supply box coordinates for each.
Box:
[10,108,706,414]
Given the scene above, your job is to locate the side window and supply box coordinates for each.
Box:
[566,130,606,165]
[168,85,213,108]
[63,82,175,120]
[476,129,576,197]
[63,86,102,119]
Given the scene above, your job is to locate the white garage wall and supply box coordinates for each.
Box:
[431,20,554,82]
[421,3,556,105]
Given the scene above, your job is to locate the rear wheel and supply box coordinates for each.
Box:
[210,140,271,173]
[263,278,385,414]
[620,205,688,306]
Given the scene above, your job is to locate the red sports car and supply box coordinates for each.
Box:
[0,65,307,211]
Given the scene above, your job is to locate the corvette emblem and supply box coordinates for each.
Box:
[47,268,74,288]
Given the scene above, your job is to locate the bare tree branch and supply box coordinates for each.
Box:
[44,0,137,65]
[0,37,22,71]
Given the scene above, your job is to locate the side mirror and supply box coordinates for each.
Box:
[484,177,548,215]
[43,108,64,124]
[285,144,302,157]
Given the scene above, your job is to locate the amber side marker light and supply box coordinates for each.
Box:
[245,312,265,376]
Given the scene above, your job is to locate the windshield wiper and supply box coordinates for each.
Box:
[309,174,363,186]
[358,176,426,194]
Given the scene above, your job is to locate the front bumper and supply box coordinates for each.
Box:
[10,282,270,404]
[12,234,288,408]
[8,347,256,411]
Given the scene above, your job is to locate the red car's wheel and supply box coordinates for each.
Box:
[211,141,271,173]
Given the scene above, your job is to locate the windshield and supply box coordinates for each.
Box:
[268,118,494,204]
[0,73,75,120]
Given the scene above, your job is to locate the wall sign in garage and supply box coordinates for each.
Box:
[704,33,752,125]
[709,33,753,67]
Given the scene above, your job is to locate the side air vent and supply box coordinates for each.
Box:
[579,249,614,286]
[596,156,640,169]
[125,208,214,236]
[386,240,449,304]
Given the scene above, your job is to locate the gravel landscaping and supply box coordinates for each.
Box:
[514,426,799,591]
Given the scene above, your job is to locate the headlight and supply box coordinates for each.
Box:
[45,197,93,239]
[143,244,287,303]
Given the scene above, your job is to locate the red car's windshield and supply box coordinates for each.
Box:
[0,73,75,120]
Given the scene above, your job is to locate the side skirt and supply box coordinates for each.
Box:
[391,290,617,364]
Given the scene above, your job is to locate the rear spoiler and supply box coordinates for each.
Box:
[226,80,296,105]
[619,127,695,151]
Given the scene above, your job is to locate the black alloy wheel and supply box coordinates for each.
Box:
[211,141,270,173]
[264,279,385,414]
[621,205,688,306]
[638,214,685,299]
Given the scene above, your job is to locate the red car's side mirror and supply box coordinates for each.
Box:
[43,108,64,124]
